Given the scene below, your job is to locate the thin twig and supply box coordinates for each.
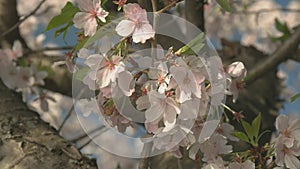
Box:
[78,127,108,150]
[0,0,46,38]
[58,104,74,133]
[156,1,179,14]
[58,88,86,133]
[234,8,300,15]
[151,0,158,60]
[24,46,73,56]
[70,126,106,142]
[244,26,300,85]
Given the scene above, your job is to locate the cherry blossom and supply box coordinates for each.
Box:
[274,135,300,168]
[216,123,239,142]
[83,53,103,90]
[275,114,300,147]
[200,134,232,162]
[147,61,170,94]
[136,95,150,111]
[170,65,202,103]
[115,3,155,43]
[113,0,127,10]
[6,40,23,61]
[0,40,22,67]
[73,0,109,36]
[145,90,180,132]
[31,65,48,86]
[152,125,195,158]
[83,53,135,96]
[225,61,247,103]
[178,98,201,120]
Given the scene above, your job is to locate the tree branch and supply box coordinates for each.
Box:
[244,26,300,85]
[0,0,46,38]
[291,49,300,62]
[185,0,205,32]
[234,8,300,15]
[24,46,73,56]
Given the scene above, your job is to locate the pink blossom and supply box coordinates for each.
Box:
[147,61,170,94]
[31,65,48,86]
[226,61,247,103]
[83,54,134,96]
[5,40,23,61]
[274,135,300,168]
[145,90,180,132]
[115,3,155,43]
[170,65,202,103]
[275,114,300,148]
[200,134,232,162]
[73,0,109,36]
[0,40,22,67]
[216,123,239,142]
[152,125,194,158]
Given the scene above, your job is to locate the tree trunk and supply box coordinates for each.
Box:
[0,0,98,168]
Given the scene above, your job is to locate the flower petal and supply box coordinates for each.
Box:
[275,115,289,133]
[84,18,98,36]
[76,0,93,11]
[117,70,135,96]
[73,12,90,29]
[136,95,150,110]
[132,23,155,43]
[115,20,135,37]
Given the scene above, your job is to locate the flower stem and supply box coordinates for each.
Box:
[151,0,158,60]
[156,1,178,14]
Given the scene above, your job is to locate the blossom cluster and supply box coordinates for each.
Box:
[69,1,253,166]
[7,0,299,169]
[0,41,52,111]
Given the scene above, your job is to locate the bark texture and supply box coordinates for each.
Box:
[0,81,97,169]
[0,0,98,168]
[0,0,24,47]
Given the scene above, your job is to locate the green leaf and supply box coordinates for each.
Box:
[175,32,205,56]
[252,113,261,141]
[291,93,300,102]
[232,132,250,143]
[241,120,254,143]
[216,0,233,12]
[45,2,79,31]
[275,18,290,34]
[272,18,291,42]
[53,22,72,42]
[74,67,90,81]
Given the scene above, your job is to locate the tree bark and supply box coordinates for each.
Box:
[0,0,98,168]
[185,0,205,32]
[0,81,97,169]
[0,0,25,47]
